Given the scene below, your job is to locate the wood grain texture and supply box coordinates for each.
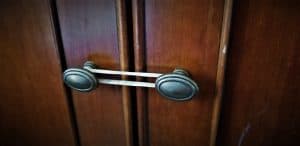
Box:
[218,0,300,145]
[56,0,128,145]
[133,0,225,145]
[0,0,76,145]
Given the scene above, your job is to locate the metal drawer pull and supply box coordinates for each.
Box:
[63,61,199,101]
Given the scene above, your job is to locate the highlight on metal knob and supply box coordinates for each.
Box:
[63,61,199,101]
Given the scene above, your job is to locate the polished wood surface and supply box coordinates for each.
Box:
[56,0,129,145]
[133,0,225,145]
[0,0,76,145]
[218,0,300,145]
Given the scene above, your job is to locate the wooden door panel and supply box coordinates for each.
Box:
[56,0,131,145]
[218,0,300,145]
[0,1,76,146]
[133,0,225,145]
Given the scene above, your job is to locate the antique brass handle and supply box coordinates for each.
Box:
[63,61,199,101]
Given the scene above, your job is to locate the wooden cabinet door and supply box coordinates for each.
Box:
[218,0,300,145]
[0,1,76,146]
[56,0,133,146]
[132,0,228,146]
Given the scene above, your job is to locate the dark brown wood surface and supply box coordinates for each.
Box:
[133,0,225,145]
[218,0,300,145]
[56,0,131,145]
[0,0,76,146]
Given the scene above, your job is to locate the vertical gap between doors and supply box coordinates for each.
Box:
[49,0,82,146]
[132,0,149,145]
[126,0,139,145]
[125,0,139,146]
[116,0,139,145]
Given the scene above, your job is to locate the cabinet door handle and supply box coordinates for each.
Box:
[63,61,199,101]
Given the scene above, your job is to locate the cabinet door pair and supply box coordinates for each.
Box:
[0,0,227,146]
[56,0,227,145]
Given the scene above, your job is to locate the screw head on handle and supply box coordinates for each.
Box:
[63,68,98,92]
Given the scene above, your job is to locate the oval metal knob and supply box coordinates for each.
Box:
[155,69,199,101]
[63,68,97,92]
[63,61,199,101]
